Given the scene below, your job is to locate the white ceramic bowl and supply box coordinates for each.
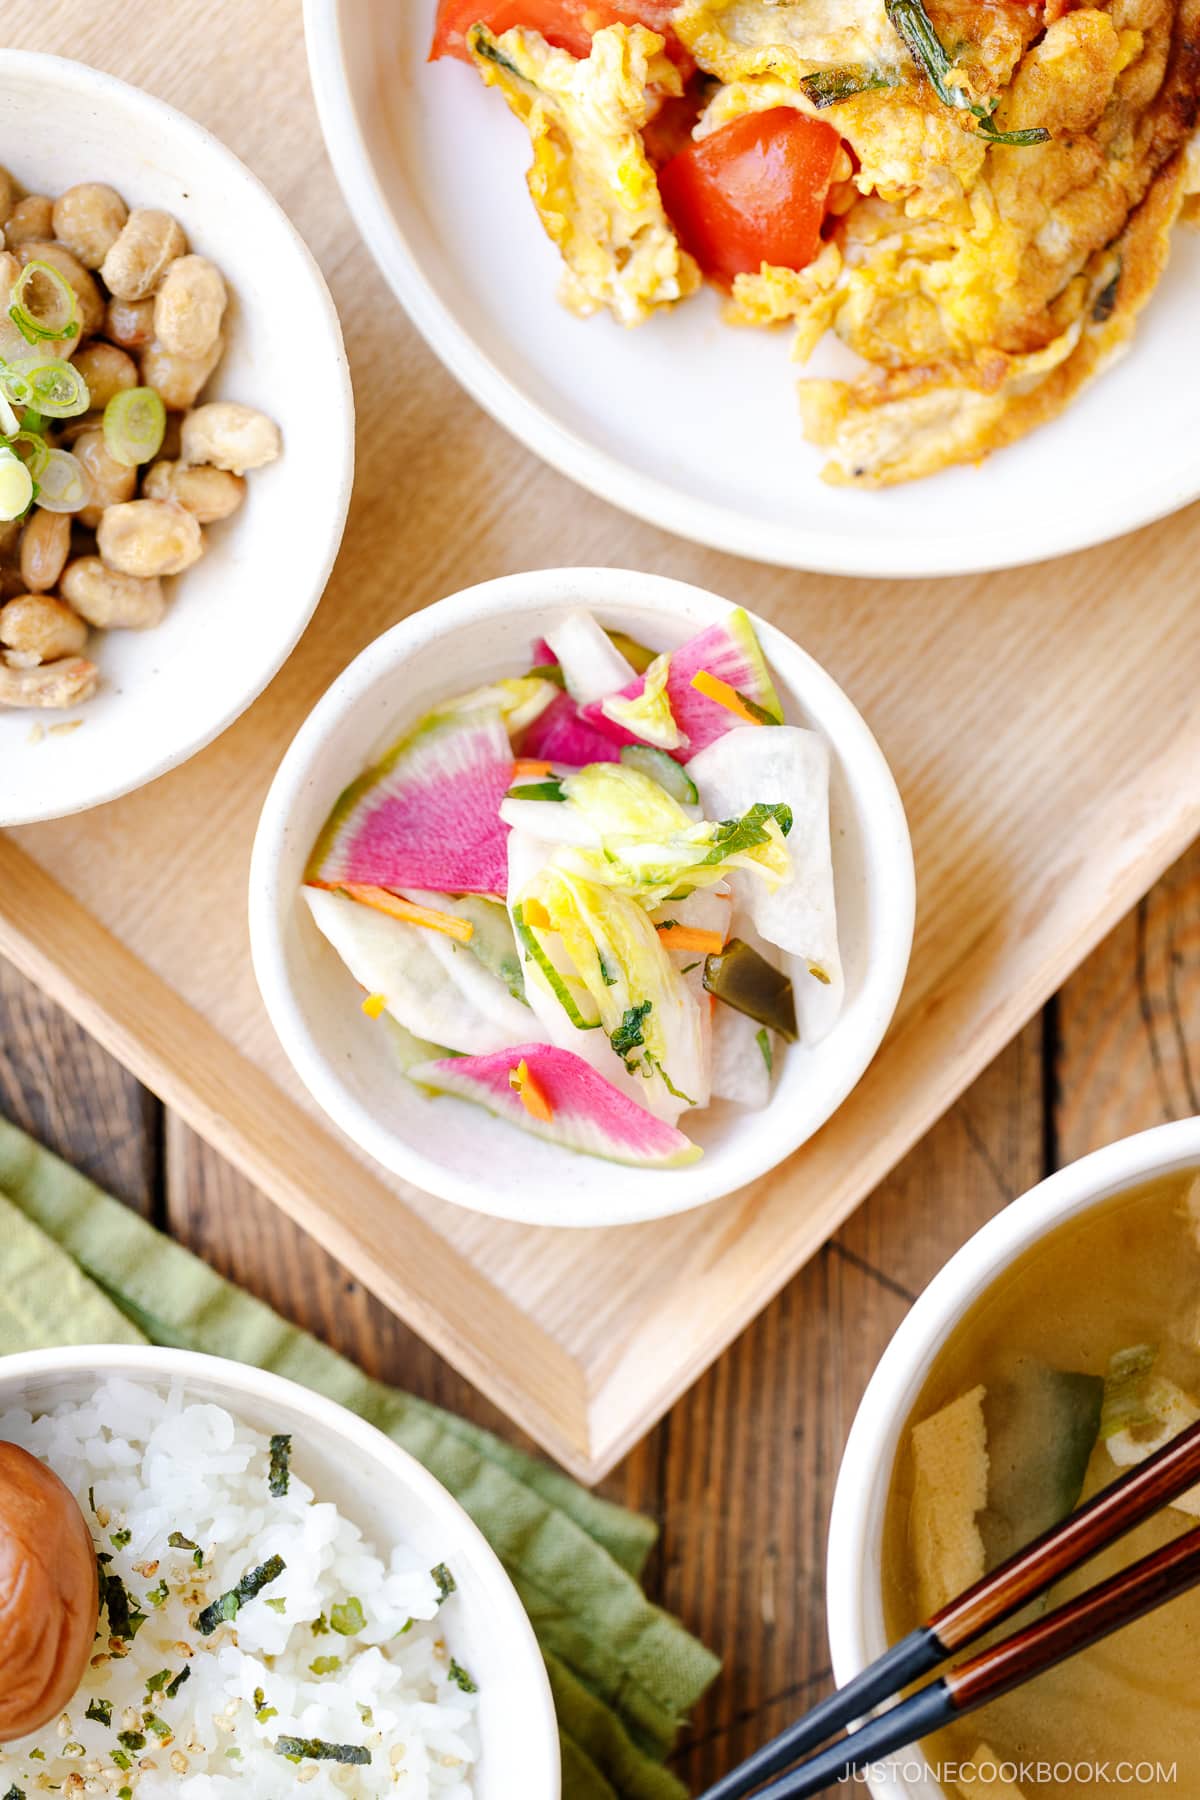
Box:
[825,1116,1200,1800]
[303,0,1200,579]
[0,52,353,826]
[249,566,914,1227]
[0,1343,559,1799]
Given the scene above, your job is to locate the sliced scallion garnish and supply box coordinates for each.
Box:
[0,356,90,419]
[34,447,88,513]
[8,260,79,345]
[7,430,50,481]
[104,385,166,467]
[884,0,1050,143]
[0,447,34,521]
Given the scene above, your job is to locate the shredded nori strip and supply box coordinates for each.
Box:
[268,1433,292,1497]
[431,1562,457,1603]
[197,1553,286,1636]
[4,1785,27,1800]
[103,1571,146,1641]
[85,1698,113,1726]
[275,1737,371,1766]
[117,1731,146,1752]
[447,1658,478,1693]
[165,1666,191,1700]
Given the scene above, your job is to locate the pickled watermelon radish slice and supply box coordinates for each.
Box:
[407,1043,703,1167]
[520,691,623,766]
[580,608,784,761]
[308,707,514,896]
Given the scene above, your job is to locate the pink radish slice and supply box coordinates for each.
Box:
[308,707,513,896]
[580,608,783,761]
[530,637,557,667]
[408,1042,702,1168]
[520,691,623,766]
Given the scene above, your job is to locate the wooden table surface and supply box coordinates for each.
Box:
[2,837,1195,1792]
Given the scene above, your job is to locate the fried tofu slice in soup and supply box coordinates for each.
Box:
[468,22,700,325]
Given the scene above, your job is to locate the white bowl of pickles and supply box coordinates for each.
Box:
[0,52,353,825]
[250,567,915,1227]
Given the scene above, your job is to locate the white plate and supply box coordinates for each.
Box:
[0,54,353,825]
[304,0,1200,578]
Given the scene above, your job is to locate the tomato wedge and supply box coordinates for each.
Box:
[658,109,842,286]
[430,0,683,63]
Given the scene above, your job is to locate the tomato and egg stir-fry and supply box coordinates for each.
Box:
[430,0,1200,486]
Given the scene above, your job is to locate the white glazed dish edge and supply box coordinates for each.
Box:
[248,566,915,1229]
[825,1115,1200,1800]
[0,52,354,826]
[302,0,1200,579]
[0,1342,560,1800]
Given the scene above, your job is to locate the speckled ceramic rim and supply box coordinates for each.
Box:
[0,1343,561,1797]
[825,1116,1200,1799]
[0,51,354,825]
[248,567,915,1227]
[302,1,1200,579]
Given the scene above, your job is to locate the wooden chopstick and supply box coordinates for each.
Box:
[699,1416,1200,1800]
[754,1521,1200,1799]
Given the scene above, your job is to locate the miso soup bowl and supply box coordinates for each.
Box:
[249,567,914,1228]
[825,1115,1200,1800]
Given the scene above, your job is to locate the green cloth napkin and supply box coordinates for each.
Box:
[0,1116,718,1799]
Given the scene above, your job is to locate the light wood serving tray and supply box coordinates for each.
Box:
[2,2,1199,1481]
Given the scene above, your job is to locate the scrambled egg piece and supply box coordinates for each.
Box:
[468,23,699,325]
[798,154,1184,484]
[674,0,904,80]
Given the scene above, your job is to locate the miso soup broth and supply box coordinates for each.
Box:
[881,1171,1200,1800]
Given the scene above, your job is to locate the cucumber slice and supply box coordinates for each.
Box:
[399,890,527,1004]
[512,901,601,1031]
[620,743,699,805]
[978,1360,1103,1566]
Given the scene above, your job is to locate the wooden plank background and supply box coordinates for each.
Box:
[3,838,1194,1792]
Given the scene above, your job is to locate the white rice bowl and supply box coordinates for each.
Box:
[0,1377,479,1797]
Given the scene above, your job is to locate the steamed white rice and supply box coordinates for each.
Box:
[0,1378,479,1797]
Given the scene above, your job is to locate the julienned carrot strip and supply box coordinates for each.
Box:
[512,758,554,780]
[310,881,475,943]
[690,668,763,726]
[509,1057,555,1123]
[362,993,388,1019]
[656,924,726,954]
